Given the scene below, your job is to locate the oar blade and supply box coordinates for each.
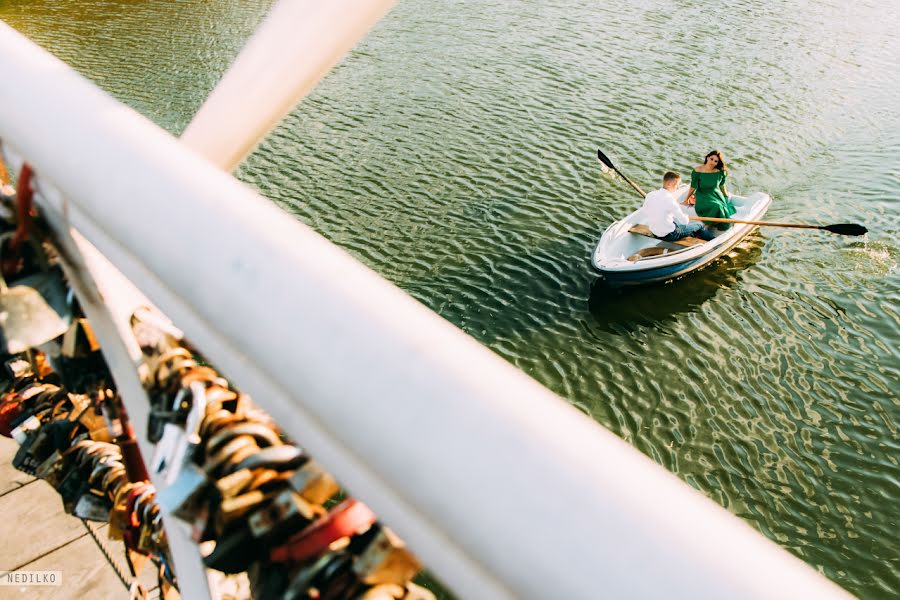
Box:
[823,223,868,236]
[596,149,615,170]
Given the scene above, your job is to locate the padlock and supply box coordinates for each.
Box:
[248,561,291,600]
[208,469,279,536]
[34,449,65,484]
[76,441,121,471]
[62,444,117,503]
[246,468,285,493]
[228,444,305,475]
[247,488,317,544]
[4,357,33,379]
[151,383,206,491]
[57,466,91,513]
[0,391,24,437]
[217,488,281,528]
[271,499,376,564]
[78,406,113,443]
[198,409,242,442]
[123,484,153,550]
[216,442,265,478]
[109,481,148,541]
[39,418,78,458]
[66,392,92,422]
[8,386,50,431]
[11,419,48,473]
[88,457,124,489]
[0,233,73,354]
[312,551,361,600]
[281,552,331,599]
[205,384,239,413]
[73,490,112,522]
[150,422,185,478]
[202,435,260,478]
[99,393,125,439]
[156,462,209,521]
[146,380,192,443]
[149,513,167,551]
[202,522,261,574]
[136,520,157,557]
[135,494,160,555]
[139,493,159,531]
[288,459,340,505]
[180,365,226,388]
[205,421,282,458]
[10,411,40,443]
[102,464,129,499]
[213,467,255,500]
[163,381,208,485]
[352,526,421,587]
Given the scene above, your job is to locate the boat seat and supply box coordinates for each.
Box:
[628,224,706,248]
[627,244,689,262]
[627,247,669,262]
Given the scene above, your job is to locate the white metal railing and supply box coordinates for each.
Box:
[0,19,851,600]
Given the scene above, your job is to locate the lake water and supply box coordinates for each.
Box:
[3,0,898,596]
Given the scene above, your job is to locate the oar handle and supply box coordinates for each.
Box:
[689,216,822,230]
[613,169,647,198]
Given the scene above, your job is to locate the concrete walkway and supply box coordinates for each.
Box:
[0,437,159,599]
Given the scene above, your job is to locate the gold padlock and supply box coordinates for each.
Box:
[353,527,421,587]
[289,460,340,505]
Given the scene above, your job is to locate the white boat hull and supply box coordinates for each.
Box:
[591,187,771,286]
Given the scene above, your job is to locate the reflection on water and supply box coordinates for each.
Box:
[588,236,765,332]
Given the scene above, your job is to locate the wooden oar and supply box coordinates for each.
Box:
[689,216,867,236]
[597,148,868,237]
[597,149,647,197]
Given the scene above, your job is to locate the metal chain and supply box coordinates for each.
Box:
[81,518,136,591]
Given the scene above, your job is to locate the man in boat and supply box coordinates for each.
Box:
[636,171,715,242]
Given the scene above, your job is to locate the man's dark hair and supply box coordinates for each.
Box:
[663,171,681,184]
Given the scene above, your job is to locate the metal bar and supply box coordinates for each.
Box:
[181,0,396,171]
[0,23,850,599]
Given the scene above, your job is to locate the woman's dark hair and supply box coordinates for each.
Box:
[705,150,727,171]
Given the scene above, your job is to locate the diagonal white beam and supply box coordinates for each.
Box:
[180,0,396,171]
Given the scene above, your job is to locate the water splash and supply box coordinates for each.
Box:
[842,236,898,276]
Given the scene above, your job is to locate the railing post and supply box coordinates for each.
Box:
[0,23,851,599]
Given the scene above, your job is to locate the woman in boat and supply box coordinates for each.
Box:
[684,150,735,230]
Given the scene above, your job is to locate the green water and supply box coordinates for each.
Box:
[3,0,898,596]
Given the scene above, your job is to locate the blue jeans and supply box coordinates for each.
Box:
[659,222,715,242]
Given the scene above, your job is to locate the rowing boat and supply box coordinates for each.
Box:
[591,185,771,286]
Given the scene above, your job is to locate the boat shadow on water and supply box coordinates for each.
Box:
[587,235,765,333]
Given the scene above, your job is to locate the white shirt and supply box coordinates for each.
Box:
[635,187,690,237]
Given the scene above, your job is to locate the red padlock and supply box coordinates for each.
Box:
[122,482,151,549]
[271,499,376,564]
[0,393,23,437]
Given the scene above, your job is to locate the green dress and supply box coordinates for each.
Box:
[691,169,735,229]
